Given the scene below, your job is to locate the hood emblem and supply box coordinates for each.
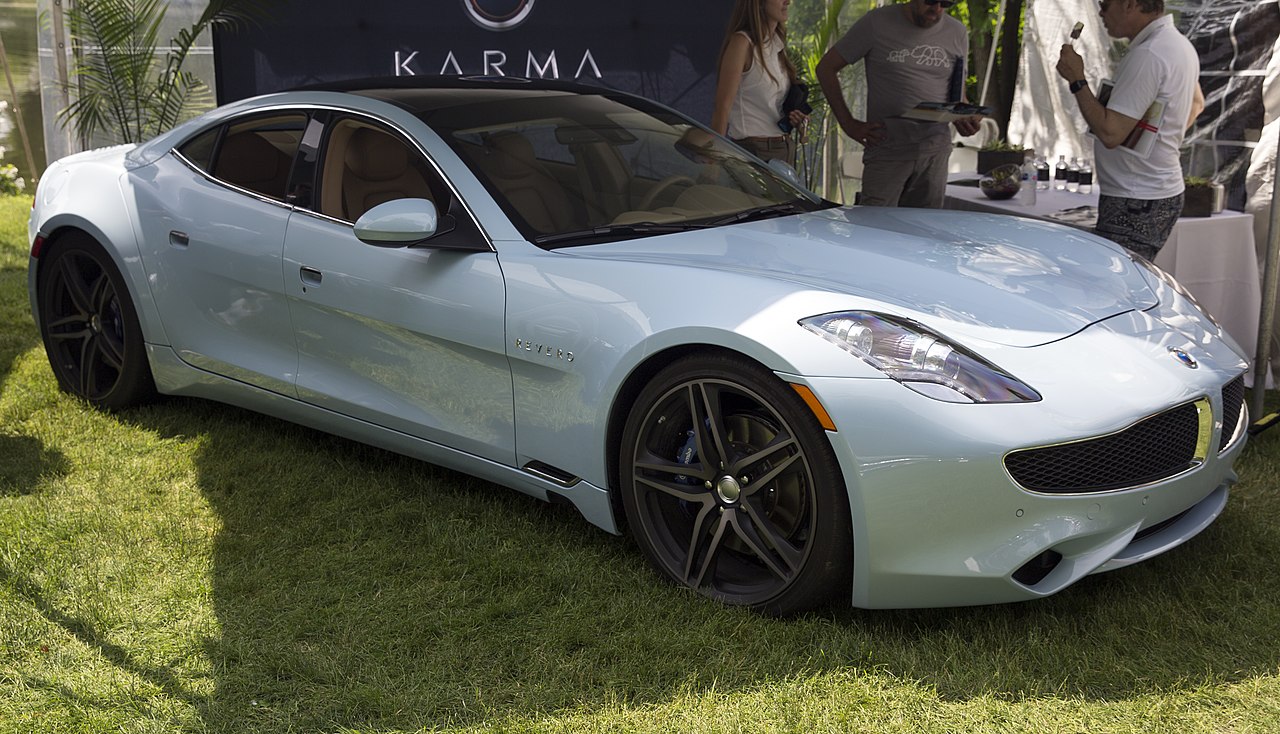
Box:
[1168,347,1198,369]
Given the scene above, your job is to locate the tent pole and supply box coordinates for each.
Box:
[0,30,38,182]
[1250,119,1280,421]
[980,0,1008,107]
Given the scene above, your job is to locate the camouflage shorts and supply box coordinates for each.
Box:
[1094,193,1185,261]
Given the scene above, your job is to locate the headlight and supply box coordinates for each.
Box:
[800,312,1040,403]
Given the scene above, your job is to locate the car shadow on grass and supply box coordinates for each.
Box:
[0,434,68,496]
[123,398,1280,730]
[0,268,40,382]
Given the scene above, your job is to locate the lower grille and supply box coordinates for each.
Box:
[1132,507,1192,543]
[1005,402,1201,493]
[1219,375,1245,452]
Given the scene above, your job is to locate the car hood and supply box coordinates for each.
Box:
[574,206,1158,348]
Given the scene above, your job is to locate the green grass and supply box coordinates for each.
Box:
[3,190,1280,733]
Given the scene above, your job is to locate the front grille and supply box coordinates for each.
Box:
[1219,375,1245,452]
[1005,402,1201,493]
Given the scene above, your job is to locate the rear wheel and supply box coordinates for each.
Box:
[37,234,155,410]
[620,353,851,615]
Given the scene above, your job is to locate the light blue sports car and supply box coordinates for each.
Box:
[27,77,1249,614]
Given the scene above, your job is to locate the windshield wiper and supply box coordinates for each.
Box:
[704,200,821,227]
[533,222,706,246]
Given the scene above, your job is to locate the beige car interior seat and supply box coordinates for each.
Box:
[483,130,576,233]
[319,123,432,222]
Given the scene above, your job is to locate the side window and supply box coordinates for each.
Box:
[176,127,219,172]
[210,113,307,201]
[316,118,442,222]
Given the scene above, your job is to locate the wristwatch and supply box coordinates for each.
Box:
[1069,79,1089,95]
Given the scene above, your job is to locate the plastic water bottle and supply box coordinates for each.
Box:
[1066,157,1080,193]
[1020,153,1038,206]
[1035,156,1050,190]
[1079,159,1093,194]
[1054,155,1068,190]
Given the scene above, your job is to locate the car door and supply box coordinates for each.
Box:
[281,115,515,464]
[132,111,307,396]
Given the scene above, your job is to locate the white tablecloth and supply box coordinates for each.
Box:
[944,179,1262,383]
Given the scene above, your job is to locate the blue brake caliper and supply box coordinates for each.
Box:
[674,429,698,485]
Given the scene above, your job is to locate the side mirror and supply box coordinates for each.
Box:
[353,198,439,247]
[766,158,821,201]
[767,158,801,185]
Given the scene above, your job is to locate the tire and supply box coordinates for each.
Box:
[37,233,156,410]
[620,352,852,615]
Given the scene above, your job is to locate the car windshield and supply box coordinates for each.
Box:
[420,91,828,246]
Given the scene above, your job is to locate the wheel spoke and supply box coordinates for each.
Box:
[634,442,715,483]
[634,473,711,504]
[742,502,798,576]
[77,334,97,396]
[690,510,730,588]
[57,256,95,316]
[681,502,719,584]
[739,449,801,499]
[730,506,797,580]
[46,314,90,335]
[94,332,125,371]
[689,381,730,472]
[89,272,116,318]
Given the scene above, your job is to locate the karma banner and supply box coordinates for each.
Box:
[214,0,734,123]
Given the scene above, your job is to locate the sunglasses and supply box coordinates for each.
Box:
[924,0,956,7]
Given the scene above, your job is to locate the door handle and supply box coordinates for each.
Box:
[168,230,189,247]
[300,266,323,286]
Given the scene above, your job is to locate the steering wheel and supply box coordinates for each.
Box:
[639,175,696,211]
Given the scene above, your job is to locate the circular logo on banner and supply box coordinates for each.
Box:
[462,0,536,31]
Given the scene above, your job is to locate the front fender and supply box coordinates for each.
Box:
[29,163,170,348]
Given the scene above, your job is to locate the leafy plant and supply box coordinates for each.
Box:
[787,0,854,197]
[58,0,270,145]
[0,126,26,195]
[980,137,1023,152]
[1184,174,1212,188]
[0,161,24,196]
[985,161,1021,181]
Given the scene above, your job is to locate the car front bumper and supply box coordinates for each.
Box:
[793,310,1248,609]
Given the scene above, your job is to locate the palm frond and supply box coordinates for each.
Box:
[60,0,275,145]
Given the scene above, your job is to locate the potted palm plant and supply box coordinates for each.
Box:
[59,0,271,146]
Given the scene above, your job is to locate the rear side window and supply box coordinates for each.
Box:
[208,113,308,201]
[177,128,218,172]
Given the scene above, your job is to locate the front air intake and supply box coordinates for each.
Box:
[1219,375,1245,452]
[1005,402,1202,493]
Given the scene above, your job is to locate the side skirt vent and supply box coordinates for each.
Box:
[523,461,580,487]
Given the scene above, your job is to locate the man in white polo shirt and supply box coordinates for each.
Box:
[1056,0,1204,261]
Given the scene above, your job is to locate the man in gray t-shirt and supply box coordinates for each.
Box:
[816,0,980,207]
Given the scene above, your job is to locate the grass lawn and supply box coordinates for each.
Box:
[2,190,1280,733]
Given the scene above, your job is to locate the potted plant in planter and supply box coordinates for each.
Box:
[979,162,1021,200]
[1181,175,1216,218]
[977,139,1026,175]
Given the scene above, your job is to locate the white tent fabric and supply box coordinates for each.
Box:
[1008,0,1117,163]
[1013,0,1280,392]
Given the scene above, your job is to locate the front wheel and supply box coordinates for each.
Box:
[37,233,156,410]
[620,353,851,615]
